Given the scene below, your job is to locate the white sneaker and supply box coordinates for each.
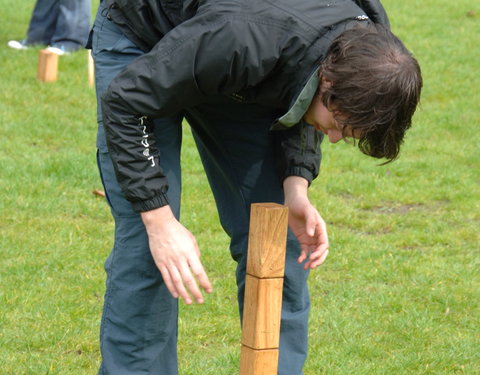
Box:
[7,40,29,50]
[46,46,68,56]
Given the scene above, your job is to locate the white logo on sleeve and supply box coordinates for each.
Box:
[140,116,155,167]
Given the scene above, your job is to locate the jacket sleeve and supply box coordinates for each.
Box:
[352,0,390,27]
[101,14,281,211]
[273,121,323,186]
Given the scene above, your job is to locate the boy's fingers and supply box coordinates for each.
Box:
[297,245,310,264]
[170,264,194,305]
[179,262,203,304]
[158,264,179,299]
[308,249,329,269]
[189,257,212,294]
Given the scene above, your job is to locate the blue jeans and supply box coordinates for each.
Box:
[92,4,310,374]
[26,0,91,49]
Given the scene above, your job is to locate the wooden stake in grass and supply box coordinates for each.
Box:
[88,50,95,87]
[240,203,288,375]
[37,49,58,82]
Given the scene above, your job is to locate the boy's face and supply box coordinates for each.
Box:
[303,79,361,143]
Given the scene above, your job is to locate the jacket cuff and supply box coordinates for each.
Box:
[131,192,170,212]
[283,167,315,186]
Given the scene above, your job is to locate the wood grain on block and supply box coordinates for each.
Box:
[239,346,279,375]
[37,49,58,82]
[242,275,283,349]
[247,203,288,278]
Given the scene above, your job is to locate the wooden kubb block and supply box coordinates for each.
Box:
[240,346,279,375]
[37,49,58,82]
[242,275,284,349]
[246,203,288,278]
[88,50,95,87]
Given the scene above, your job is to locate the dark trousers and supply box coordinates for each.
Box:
[26,0,91,49]
[92,4,310,374]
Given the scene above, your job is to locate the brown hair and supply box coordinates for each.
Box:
[320,23,422,162]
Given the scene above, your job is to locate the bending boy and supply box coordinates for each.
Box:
[89,0,421,373]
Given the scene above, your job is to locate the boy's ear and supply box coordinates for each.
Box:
[321,76,333,89]
[319,76,333,93]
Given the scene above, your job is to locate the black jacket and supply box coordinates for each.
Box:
[101,0,390,212]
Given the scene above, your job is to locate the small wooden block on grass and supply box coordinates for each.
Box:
[88,50,95,87]
[37,49,58,82]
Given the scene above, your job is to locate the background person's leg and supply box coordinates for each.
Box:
[50,0,91,52]
[25,0,60,46]
[185,97,310,375]
[92,4,182,374]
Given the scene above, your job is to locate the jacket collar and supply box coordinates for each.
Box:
[271,67,319,130]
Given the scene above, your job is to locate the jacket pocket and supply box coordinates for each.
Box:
[92,7,140,58]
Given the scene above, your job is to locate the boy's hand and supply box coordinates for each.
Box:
[283,176,330,269]
[141,205,213,304]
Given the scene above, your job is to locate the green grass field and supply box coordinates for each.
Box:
[1,1,479,374]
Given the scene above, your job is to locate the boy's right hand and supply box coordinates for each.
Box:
[141,205,213,304]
